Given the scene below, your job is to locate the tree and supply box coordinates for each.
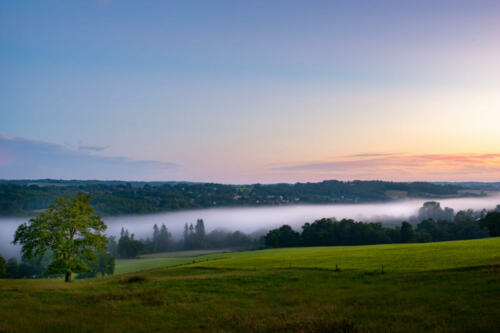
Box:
[152,224,160,251]
[418,202,454,222]
[264,225,300,248]
[13,192,107,282]
[184,223,195,249]
[195,219,206,239]
[19,252,53,278]
[183,223,189,248]
[150,224,171,253]
[454,209,475,223]
[75,251,115,279]
[107,236,118,257]
[117,230,143,258]
[400,222,414,243]
[6,258,19,278]
[479,212,500,237]
[0,255,6,278]
[195,219,206,248]
[157,224,171,252]
[95,251,115,276]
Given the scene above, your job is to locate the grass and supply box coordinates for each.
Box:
[115,249,232,274]
[140,249,232,258]
[192,237,500,271]
[1,238,499,332]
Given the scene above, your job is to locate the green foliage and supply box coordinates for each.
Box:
[196,237,500,272]
[194,219,206,246]
[0,253,55,279]
[0,238,499,332]
[77,251,115,279]
[266,218,398,248]
[13,192,107,282]
[183,219,207,249]
[301,218,393,247]
[0,180,466,216]
[117,229,144,258]
[479,212,500,237]
[264,203,490,249]
[6,258,19,278]
[18,252,54,278]
[152,224,172,252]
[264,225,301,248]
[0,255,5,277]
[106,236,118,257]
[117,221,255,259]
[205,230,255,249]
[95,251,115,276]
[400,221,414,243]
[417,218,488,241]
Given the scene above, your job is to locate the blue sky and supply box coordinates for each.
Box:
[1,1,499,182]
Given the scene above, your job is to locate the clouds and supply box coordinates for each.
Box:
[270,153,500,182]
[0,134,499,182]
[78,145,109,152]
[0,134,179,180]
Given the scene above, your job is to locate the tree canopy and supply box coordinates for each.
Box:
[13,192,107,282]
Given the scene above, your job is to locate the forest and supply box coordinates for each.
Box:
[0,179,472,216]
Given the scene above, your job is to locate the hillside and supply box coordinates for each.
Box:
[0,180,472,216]
[1,238,499,332]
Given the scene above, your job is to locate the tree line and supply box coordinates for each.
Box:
[109,219,258,259]
[264,204,500,248]
[0,180,469,216]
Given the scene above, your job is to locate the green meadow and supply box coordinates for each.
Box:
[115,249,232,275]
[1,238,499,332]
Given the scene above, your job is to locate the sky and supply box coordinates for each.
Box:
[1,0,499,183]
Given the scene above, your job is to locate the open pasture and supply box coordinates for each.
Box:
[1,238,499,332]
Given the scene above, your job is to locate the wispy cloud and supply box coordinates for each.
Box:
[270,153,500,181]
[78,145,109,152]
[345,153,403,158]
[0,134,179,180]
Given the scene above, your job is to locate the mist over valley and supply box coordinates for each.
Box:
[2,192,499,258]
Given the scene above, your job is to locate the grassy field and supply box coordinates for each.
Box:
[1,238,499,332]
[193,238,500,271]
[115,249,232,274]
[140,249,232,258]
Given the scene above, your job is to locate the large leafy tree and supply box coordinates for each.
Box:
[14,192,107,282]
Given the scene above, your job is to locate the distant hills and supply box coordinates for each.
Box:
[0,179,489,217]
[433,182,500,190]
[0,179,201,187]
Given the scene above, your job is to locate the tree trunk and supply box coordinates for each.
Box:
[65,272,72,282]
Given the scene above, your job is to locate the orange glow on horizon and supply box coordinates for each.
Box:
[266,153,500,183]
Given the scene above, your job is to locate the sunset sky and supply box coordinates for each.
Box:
[1,1,499,183]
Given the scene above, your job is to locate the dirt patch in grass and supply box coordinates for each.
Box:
[119,275,147,284]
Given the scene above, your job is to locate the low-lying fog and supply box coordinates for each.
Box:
[1,194,500,258]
